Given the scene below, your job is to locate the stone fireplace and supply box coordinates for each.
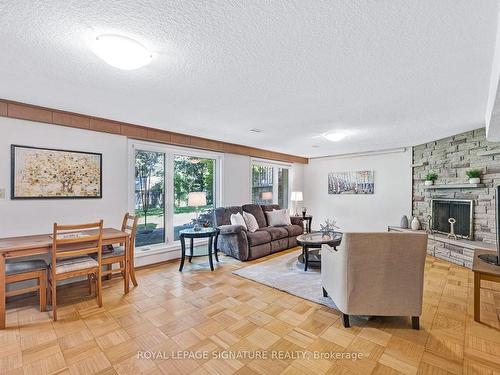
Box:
[431,199,473,239]
[409,128,500,268]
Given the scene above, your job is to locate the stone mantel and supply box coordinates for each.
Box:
[388,226,496,268]
[423,183,485,190]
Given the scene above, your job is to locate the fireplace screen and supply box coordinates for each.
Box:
[431,199,473,239]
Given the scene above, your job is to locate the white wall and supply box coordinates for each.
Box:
[0,117,128,237]
[222,153,251,206]
[303,149,412,232]
[0,117,305,237]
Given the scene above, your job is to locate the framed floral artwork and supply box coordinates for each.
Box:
[11,145,102,199]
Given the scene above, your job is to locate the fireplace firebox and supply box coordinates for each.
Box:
[431,199,473,239]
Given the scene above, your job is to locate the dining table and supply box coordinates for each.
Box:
[0,227,131,329]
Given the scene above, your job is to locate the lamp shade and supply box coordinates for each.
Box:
[261,191,273,200]
[291,191,303,202]
[188,192,207,207]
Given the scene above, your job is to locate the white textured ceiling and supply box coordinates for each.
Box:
[1,0,500,158]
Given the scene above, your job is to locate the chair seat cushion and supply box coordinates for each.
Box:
[91,246,125,259]
[6,259,47,275]
[284,224,304,237]
[264,226,288,240]
[50,256,98,274]
[247,230,272,246]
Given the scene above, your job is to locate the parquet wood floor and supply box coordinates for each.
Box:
[2,249,500,375]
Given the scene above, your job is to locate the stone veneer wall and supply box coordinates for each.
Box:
[412,128,500,244]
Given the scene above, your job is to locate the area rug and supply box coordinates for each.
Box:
[233,250,338,309]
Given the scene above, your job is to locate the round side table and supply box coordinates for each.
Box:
[296,231,342,271]
[179,227,220,271]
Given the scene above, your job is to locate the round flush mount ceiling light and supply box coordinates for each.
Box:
[91,34,152,70]
[323,131,349,142]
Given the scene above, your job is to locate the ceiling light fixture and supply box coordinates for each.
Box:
[323,131,348,142]
[250,128,262,133]
[91,34,152,70]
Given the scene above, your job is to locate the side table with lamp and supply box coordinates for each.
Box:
[291,191,312,233]
[181,191,219,271]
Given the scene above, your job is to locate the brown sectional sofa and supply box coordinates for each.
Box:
[214,204,304,261]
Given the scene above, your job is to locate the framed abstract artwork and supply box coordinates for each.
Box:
[328,170,374,194]
[11,145,102,199]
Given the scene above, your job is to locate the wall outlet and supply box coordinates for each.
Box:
[0,188,5,199]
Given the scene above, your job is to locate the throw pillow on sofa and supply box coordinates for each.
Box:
[243,211,259,232]
[230,212,247,229]
[265,209,291,226]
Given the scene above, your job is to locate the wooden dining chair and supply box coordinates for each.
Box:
[98,213,138,291]
[49,220,103,321]
[6,259,47,312]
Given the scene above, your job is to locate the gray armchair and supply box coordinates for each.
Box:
[321,232,428,329]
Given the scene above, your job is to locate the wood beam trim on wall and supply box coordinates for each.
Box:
[0,99,308,164]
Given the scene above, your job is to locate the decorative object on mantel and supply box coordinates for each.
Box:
[400,215,409,229]
[465,168,481,184]
[11,144,102,199]
[424,171,438,186]
[426,215,433,234]
[447,218,457,240]
[319,219,339,237]
[411,216,421,230]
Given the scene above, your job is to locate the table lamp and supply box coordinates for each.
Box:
[261,191,273,201]
[291,191,303,216]
[188,191,207,231]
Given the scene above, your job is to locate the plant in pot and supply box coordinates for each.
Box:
[466,168,481,184]
[424,171,438,186]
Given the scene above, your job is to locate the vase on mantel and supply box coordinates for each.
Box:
[411,217,421,230]
[469,177,480,184]
[424,180,434,186]
[400,215,409,229]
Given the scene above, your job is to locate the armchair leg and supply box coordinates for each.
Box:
[411,316,419,330]
[322,287,328,297]
[342,314,350,328]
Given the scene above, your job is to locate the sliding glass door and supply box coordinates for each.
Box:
[251,161,290,208]
[251,165,274,204]
[173,155,216,241]
[130,141,221,252]
[135,150,165,247]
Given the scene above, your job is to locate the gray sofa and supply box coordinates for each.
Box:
[214,204,304,261]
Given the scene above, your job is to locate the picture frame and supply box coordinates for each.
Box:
[328,170,374,194]
[11,144,102,199]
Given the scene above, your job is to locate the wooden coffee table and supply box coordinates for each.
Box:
[472,249,500,323]
[296,231,342,271]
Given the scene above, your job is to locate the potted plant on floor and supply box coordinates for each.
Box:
[466,168,481,184]
[424,171,438,186]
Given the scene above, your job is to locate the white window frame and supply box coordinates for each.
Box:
[128,139,223,257]
[250,158,292,209]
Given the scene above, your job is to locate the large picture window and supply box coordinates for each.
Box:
[251,161,290,208]
[130,141,221,252]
